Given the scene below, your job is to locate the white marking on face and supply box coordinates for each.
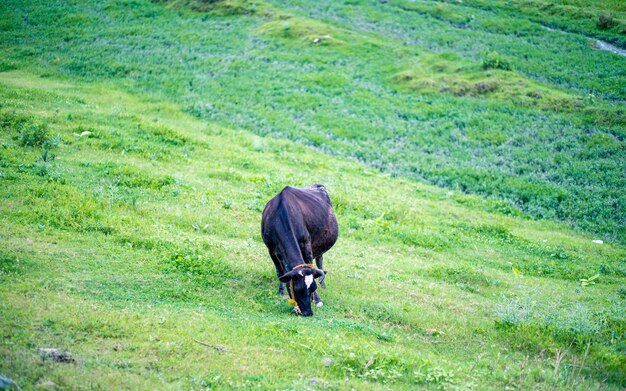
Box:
[305,274,313,289]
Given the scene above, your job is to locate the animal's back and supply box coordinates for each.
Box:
[261,185,338,257]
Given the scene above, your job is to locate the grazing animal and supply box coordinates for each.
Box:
[261,184,338,316]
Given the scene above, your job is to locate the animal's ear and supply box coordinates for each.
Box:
[279,269,299,282]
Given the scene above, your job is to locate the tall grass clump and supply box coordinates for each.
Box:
[496,294,603,347]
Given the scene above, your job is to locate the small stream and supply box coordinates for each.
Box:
[595,40,626,57]
[541,25,626,58]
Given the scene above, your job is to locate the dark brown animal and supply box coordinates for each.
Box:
[261,184,338,316]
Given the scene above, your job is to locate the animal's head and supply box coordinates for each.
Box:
[279,267,325,316]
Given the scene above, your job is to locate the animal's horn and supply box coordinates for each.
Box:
[313,268,326,286]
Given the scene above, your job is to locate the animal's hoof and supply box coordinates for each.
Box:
[316,301,324,307]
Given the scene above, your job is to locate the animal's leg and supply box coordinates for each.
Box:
[313,291,323,307]
[316,255,326,288]
[269,251,286,295]
[315,254,323,269]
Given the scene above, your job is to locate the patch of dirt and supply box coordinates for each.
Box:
[38,348,75,363]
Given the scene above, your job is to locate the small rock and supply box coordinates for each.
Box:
[592,239,603,244]
[0,375,17,390]
[321,357,332,367]
[309,378,319,386]
[36,380,57,389]
[39,348,74,363]
[313,38,320,43]
[424,328,438,336]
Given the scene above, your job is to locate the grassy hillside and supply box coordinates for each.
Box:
[1,0,625,243]
[2,69,625,390]
[1,0,625,389]
[437,0,626,48]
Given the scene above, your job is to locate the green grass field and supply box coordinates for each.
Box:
[1,0,625,389]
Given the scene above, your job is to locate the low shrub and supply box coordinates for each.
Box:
[1,111,53,147]
[596,15,617,30]
[481,51,512,71]
[18,122,50,147]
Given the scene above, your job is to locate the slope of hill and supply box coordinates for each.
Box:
[1,0,625,389]
[1,0,625,243]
